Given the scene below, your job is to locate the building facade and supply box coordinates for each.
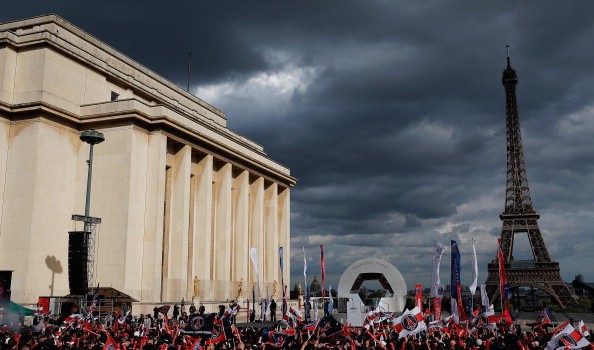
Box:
[0,15,296,307]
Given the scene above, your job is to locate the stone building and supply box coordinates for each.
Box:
[0,15,296,308]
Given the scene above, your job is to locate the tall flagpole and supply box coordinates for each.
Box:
[320,245,326,300]
[469,238,478,314]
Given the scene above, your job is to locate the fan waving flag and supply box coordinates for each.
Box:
[158,305,171,316]
[394,306,426,339]
[471,305,497,332]
[415,284,423,311]
[533,306,552,329]
[181,313,216,336]
[578,320,590,337]
[89,284,100,315]
[546,322,591,350]
[206,317,232,345]
[103,333,119,350]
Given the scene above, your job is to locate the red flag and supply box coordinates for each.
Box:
[158,305,170,316]
[498,308,513,326]
[433,297,442,320]
[415,284,423,311]
[205,318,228,345]
[497,239,508,307]
[103,333,119,350]
[456,284,467,321]
[320,245,326,298]
[189,336,203,350]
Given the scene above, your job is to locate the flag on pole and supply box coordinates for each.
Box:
[303,246,308,314]
[303,246,307,285]
[305,284,311,320]
[320,245,326,298]
[431,241,445,298]
[279,246,284,285]
[327,285,333,315]
[480,284,489,309]
[450,240,461,321]
[431,241,445,320]
[279,246,287,316]
[456,284,467,321]
[497,239,508,309]
[470,241,478,295]
[265,286,270,318]
[249,247,261,299]
[415,284,423,311]
[433,297,443,321]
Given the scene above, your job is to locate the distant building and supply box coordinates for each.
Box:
[310,276,322,297]
[0,15,296,308]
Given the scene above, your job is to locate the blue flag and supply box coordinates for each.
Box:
[450,240,461,299]
[279,246,284,287]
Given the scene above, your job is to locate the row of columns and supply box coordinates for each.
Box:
[157,141,290,302]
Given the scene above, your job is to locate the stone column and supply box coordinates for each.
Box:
[141,131,167,302]
[233,170,249,294]
[264,183,279,292]
[214,163,232,297]
[166,145,191,300]
[249,177,265,299]
[278,187,291,292]
[193,154,213,299]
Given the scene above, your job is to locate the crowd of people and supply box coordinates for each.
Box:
[0,303,592,350]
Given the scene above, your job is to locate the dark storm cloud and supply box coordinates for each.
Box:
[3,1,594,289]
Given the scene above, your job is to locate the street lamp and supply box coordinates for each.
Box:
[80,130,104,232]
[70,130,105,295]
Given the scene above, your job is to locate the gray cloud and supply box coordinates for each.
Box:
[3,1,593,290]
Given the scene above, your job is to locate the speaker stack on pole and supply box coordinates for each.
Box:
[68,231,89,295]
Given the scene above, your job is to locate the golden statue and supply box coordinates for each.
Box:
[272,280,278,297]
[298,281,303,296]
[193,276,199,297]
[237,278,244,298]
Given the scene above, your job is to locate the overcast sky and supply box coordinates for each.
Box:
[3,2,594,294]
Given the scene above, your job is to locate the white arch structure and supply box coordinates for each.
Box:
[337,258,407,326]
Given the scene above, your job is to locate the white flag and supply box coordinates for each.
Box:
[578,320,590,337]
[431,241,445,298]
[249,247,262,298]
[394,306,427,338]
[546,322,591,350]
[303,246,307,281]
[480,284,489,309]
[469,241,478,295]
[249,247,258,275]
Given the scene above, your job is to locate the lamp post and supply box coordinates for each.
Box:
[80,130,105,232]
[71,130,104,295]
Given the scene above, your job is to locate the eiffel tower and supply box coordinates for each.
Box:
[485,52,577,309]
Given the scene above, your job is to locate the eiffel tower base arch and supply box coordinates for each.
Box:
[485,262,577,310]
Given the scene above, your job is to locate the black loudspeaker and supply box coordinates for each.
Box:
[0,270,12,302]
[68,231,89,295]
